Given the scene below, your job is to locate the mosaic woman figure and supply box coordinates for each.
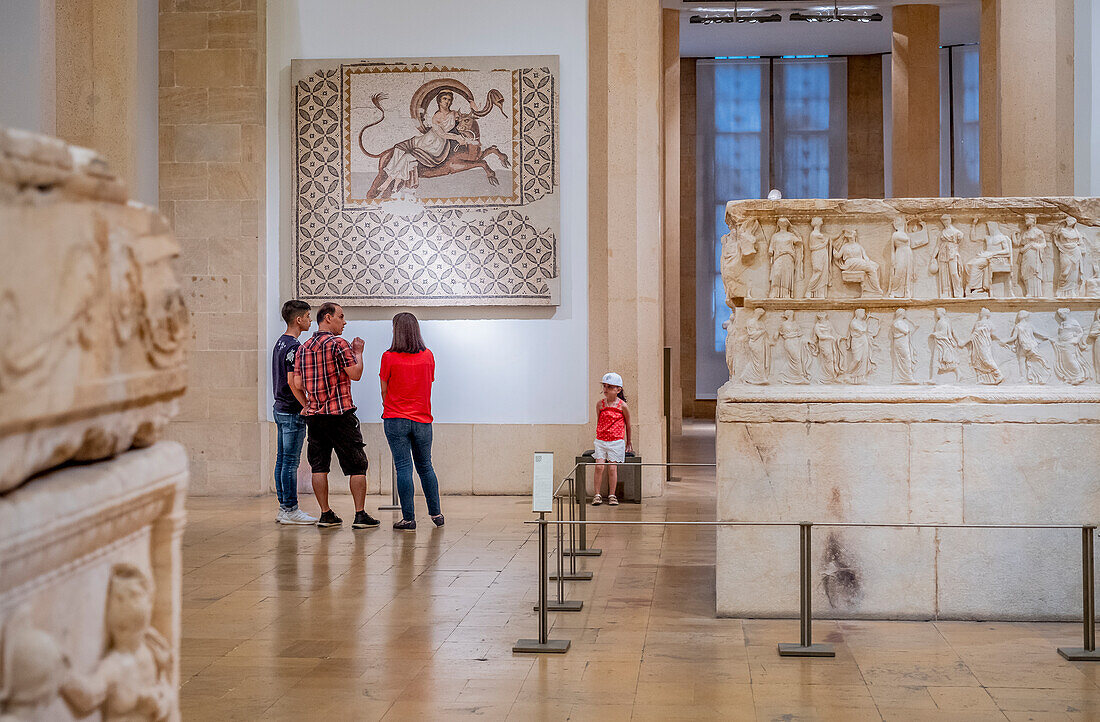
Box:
[1051,308,1091,385]
[379,91,471,196]
[962,308,1005,385]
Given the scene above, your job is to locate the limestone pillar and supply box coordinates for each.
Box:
[981,0,1074,196]
[847,54,885,198]
[662,9,682,435]
[891,4,940,197]
[680,59,698,419]
[159,0,267,494]
[54,0,140,190]
[589,0,666,494]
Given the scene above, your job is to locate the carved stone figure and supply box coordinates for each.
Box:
[965,220,1013,297]
[887,217,916,298]
[890,309,918,384]
[1054,216,1086,297]
[61,564,175,722]
[740,308,771,385]
[1018,214,1047,298]
[1051,308,1091,385]
[962,308,1005,385]
[1090,310,1100,383]
[722,308,736,379]
[929,308,961,382]
[841,309,878,384]
[930,214,965,298]
[0,607,69,722]
[720,218,760,301]
[1004,310,1051,384]
[832,229,883,297]
[775,311,811,384]
[768,217,803,299]
[808,312,842,383]
[806,217,830,299]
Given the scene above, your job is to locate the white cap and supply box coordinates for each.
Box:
[601,372,623,387]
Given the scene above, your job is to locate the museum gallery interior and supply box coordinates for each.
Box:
[3,0,1100,719]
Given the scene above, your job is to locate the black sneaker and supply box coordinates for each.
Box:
[317,510,342,527]
[393,519,417,531]
[430,514,445,527]
[352,511,380,529]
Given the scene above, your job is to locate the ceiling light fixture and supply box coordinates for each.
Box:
[790,1,882,22]
[689,1,782,24]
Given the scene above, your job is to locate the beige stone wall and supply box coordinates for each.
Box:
[891,4,940,198]
[159,0,266,495]
[662,9,682,435]
[847,54,885,199]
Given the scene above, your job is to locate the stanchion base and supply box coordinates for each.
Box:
[563,548,602,557]
[777,643,835,658]
[1058,647,1100,661]
[513,639,570,654]
[550,572,593,581]
[377,505,401,511]
[534,600,584,612]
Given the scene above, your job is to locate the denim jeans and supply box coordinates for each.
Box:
[274,411,307,510]
[383,417,441,522]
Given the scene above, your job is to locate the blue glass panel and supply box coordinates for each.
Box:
[713,275,727,353]
[714,205,726,267]
[781,134,829,198]
[781,62,830,131]
[714,64,763,132]
[715,134,762,200]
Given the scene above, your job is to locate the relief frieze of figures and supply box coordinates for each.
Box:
[723,306,1100,387]
[722,207,1100,301]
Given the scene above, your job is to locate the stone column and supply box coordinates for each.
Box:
[891,4,940,197]
[680,58,698,420]
[589,0,666,495]
[981,0,1074,196]
[662,9,682,436]
[53,0,140,190]
[847,54,885,198]
[159,0,267,494]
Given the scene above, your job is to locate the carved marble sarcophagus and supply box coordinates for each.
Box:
[716,197,1100,620]
[0,128,187,721]
[0,128,188,493]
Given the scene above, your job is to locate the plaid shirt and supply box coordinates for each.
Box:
[297,331,358,416]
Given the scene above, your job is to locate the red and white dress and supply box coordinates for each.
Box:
[594,398,626,462]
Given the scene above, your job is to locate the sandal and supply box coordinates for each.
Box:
[608,495,618,506]
[592,494,602,506]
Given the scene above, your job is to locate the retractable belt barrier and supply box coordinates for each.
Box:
[512,461,1099,661]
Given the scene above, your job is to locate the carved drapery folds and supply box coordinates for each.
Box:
[0,128,188,492]
[721,197,1100,392]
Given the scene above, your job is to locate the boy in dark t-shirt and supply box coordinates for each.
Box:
[271,300,317,525]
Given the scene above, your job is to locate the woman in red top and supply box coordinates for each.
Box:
[380,313,443,530]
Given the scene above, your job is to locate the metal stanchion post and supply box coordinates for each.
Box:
[1059,524,1100,660]
[565,467,601,557]
[378,457,400,511]
[535,491,582,612]
[778,521,835,658]
[568,478,579,576]
[514,512,570,653]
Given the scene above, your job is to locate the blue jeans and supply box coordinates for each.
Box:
[383,417,441,522]
[274,411,307,510]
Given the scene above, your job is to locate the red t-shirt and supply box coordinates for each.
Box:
[380,349,435,423]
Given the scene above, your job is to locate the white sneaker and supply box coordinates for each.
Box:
[279,508,318,525]
[275,509,288,524]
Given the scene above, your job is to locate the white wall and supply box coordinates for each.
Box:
[265,0,589,425]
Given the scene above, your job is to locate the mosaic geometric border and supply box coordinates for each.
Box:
[293,57,559,306]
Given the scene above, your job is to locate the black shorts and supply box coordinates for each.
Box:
[305,411,369,476]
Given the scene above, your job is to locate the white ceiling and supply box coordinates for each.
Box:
[669,1,981,57]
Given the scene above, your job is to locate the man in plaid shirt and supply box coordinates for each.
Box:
[291,302,380,529]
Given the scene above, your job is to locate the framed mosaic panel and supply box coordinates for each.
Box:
[292,56,560,306]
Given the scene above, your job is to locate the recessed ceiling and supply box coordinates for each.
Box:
[670,1,980,57]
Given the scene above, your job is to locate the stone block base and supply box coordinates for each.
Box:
[0,442,187,719]
[716,401,1100,620]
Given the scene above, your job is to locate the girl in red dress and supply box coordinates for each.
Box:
[592,372,633,506]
